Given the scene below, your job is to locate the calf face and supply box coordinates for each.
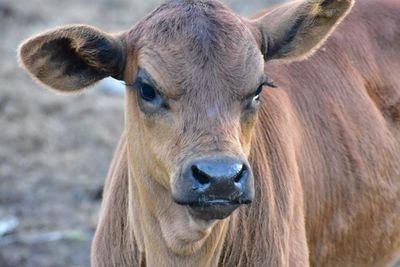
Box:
[19,0,353,221]
[123,1,267,221]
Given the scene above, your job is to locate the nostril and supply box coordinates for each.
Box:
[191,165,211,185]
[234,164,247,183]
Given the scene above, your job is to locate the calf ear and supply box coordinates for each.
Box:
[252,0,354,62]
[18,25,125,92]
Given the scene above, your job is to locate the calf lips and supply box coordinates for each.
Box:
[187,203,241,221]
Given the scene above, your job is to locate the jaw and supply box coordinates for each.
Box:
[154,200,231,257]
[159,202,243,254]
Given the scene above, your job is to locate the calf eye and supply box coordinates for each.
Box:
[253,85,263,102]
[139,83,157,102]
[130,68,169,114]
[131,80,168,113]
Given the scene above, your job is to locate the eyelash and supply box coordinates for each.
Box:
[264,79,277,88]
[252,78,277,100]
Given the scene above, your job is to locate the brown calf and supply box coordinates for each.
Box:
[18,0,400,266]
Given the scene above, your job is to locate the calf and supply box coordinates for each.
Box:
[18,0,400,266]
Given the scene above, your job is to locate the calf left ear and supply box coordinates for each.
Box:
[18,25,125,92]
[252,0,354,62]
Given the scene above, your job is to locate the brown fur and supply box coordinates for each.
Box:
[18,25,125,91]
[18,0,400,266]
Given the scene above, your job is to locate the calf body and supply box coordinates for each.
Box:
[281,3,400,264]
[18,0,400,266]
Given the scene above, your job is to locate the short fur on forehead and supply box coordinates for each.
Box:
[125,0,263,97]
[131,0,254,63]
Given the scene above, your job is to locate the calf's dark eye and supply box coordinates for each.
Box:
[139,83,157,102]
[255,85,263,96]
[253,85,263,102]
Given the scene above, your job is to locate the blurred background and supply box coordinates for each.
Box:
[0,0,283,266]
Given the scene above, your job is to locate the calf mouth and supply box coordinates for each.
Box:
[176,198,252,221]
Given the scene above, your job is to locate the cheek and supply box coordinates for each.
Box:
[143,126,182,185]
[125,90,178,186]
[240,111,259,156]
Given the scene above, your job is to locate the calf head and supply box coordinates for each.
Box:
[19,0,353,222]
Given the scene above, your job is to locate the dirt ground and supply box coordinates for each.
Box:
[0,0,281,266]
[2,0,399,266]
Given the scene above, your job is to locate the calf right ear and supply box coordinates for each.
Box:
[18,25,125,92]
[251,0,354,62]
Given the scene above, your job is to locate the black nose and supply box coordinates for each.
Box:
[172,156,254,220]
[191,160,246,186]
[188,157,251,204]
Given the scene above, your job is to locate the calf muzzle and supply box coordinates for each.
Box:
[173,156,254,220]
